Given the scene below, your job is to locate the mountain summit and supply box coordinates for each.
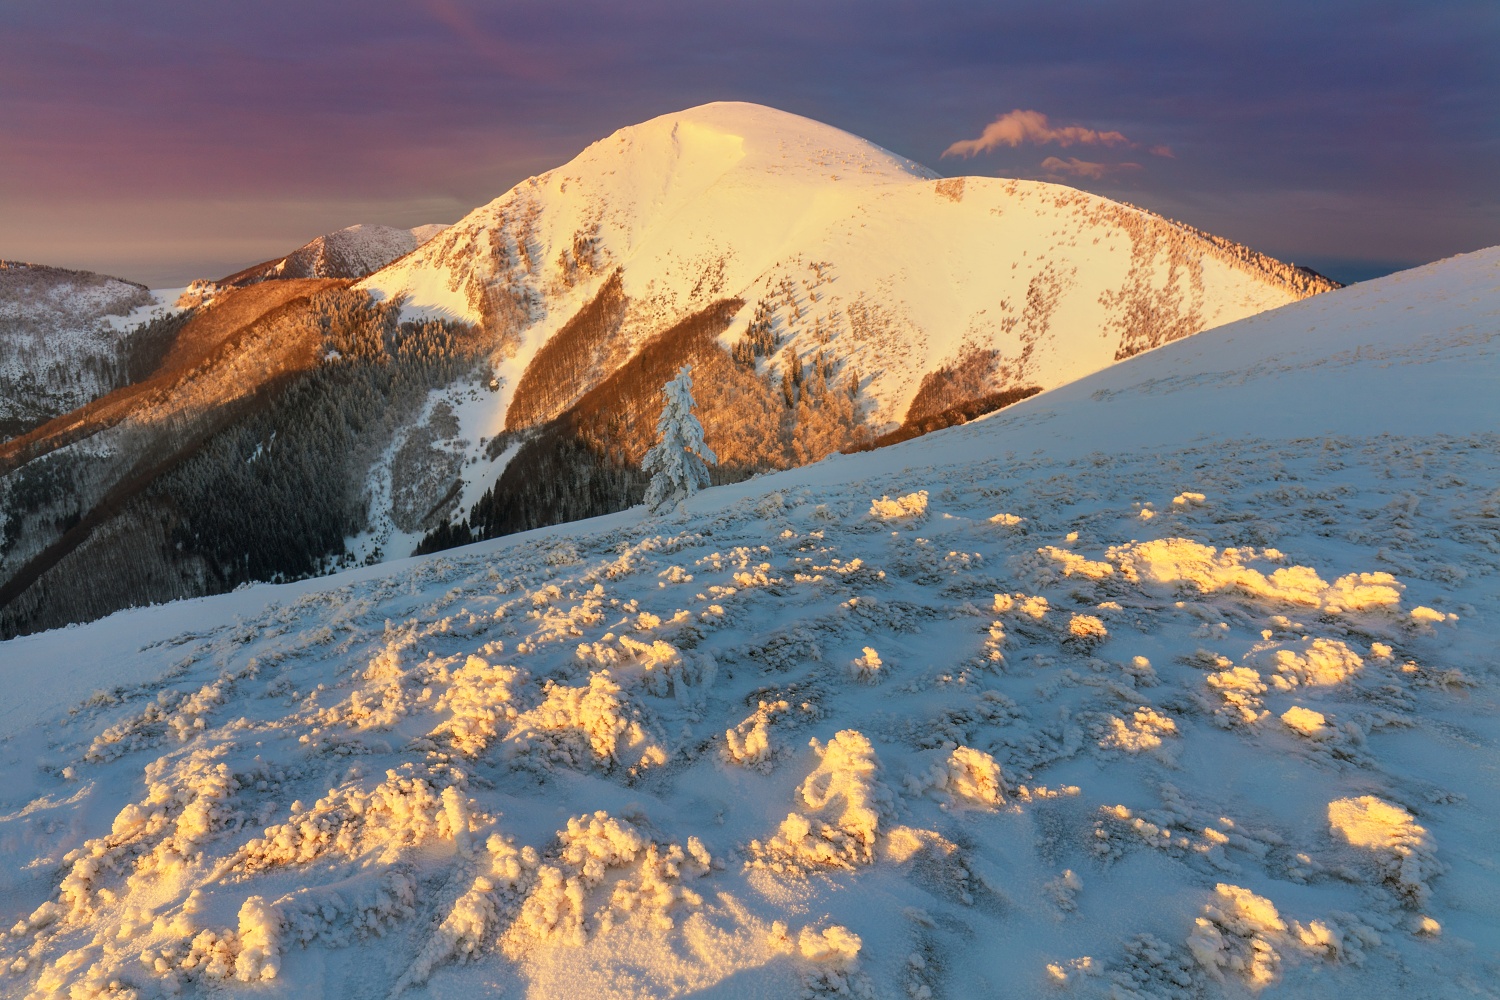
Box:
[364,101,1334,432]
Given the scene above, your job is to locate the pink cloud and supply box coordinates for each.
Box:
[943,109,1131,158]
[1039,156,1142,180]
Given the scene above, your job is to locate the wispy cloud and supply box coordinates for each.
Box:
[943,109,1130,158]
[943,109,1174,161]
[1039,156,1141,180]
[420,0,552,80]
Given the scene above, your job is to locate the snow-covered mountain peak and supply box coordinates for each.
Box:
[558,101,938,194]
[361,101,1336,462]
[220,222,448,285]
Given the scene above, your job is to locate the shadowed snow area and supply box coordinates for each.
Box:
[0,248,1496,997]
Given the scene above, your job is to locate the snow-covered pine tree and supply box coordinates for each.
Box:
[642,364,717,513]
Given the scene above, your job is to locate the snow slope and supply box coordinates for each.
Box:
[0,249,1494,999]
[361,102,1333,437]
[221,224,449,285]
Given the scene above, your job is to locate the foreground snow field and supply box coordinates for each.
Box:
[0,249,1496,998]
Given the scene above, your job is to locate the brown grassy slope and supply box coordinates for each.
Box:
[0,279,345,474]
[528,296,749,468]
[505,270,628,431]
[471,299,755,537]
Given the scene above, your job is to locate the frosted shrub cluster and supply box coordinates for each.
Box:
[1187,883,1287,986]
[513,672,667,773]
[1064,613,1109,652]
[1280,705,1331,738]
[1031,545,1113,583]
[230,871,418,982]
[430,654,525,755]
[1328,796,1439,907]
[750,730,892,871]
[509,811,711,948]
[1186,880,1389,987]
[724,699,788,769]
[848,646,884,684]
[914,746,1007,808]
[617,634,716,700]
[1109,538,1404,613]
[1099,707,1178,753]
[1204,666,1269,726]
[236,763,480,872]
[1262,638,1364,689]
[50,747,239,922]
[868,490,928,520]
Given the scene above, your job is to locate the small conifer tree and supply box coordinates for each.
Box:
[642,364,716,513]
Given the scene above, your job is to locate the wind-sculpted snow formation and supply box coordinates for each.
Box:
[0,248,1495,997]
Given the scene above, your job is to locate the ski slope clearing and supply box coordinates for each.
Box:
[0,249,1495,998]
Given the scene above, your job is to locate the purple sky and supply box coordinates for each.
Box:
[3,1,1496,286]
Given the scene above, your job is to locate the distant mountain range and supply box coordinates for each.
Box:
[218,223,449,286]
[0,102,1339,636]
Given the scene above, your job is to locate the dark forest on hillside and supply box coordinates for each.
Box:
[0,291,485,637]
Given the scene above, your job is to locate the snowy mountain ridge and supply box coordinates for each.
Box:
[220,223,449,286]
[0,247,1493,998]
[344,101,1336,562]
[361,101,1333,433]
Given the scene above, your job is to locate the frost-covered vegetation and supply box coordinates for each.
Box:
[2,427,1490,997]
[641,364,715,512]
[1,244,1496,998]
